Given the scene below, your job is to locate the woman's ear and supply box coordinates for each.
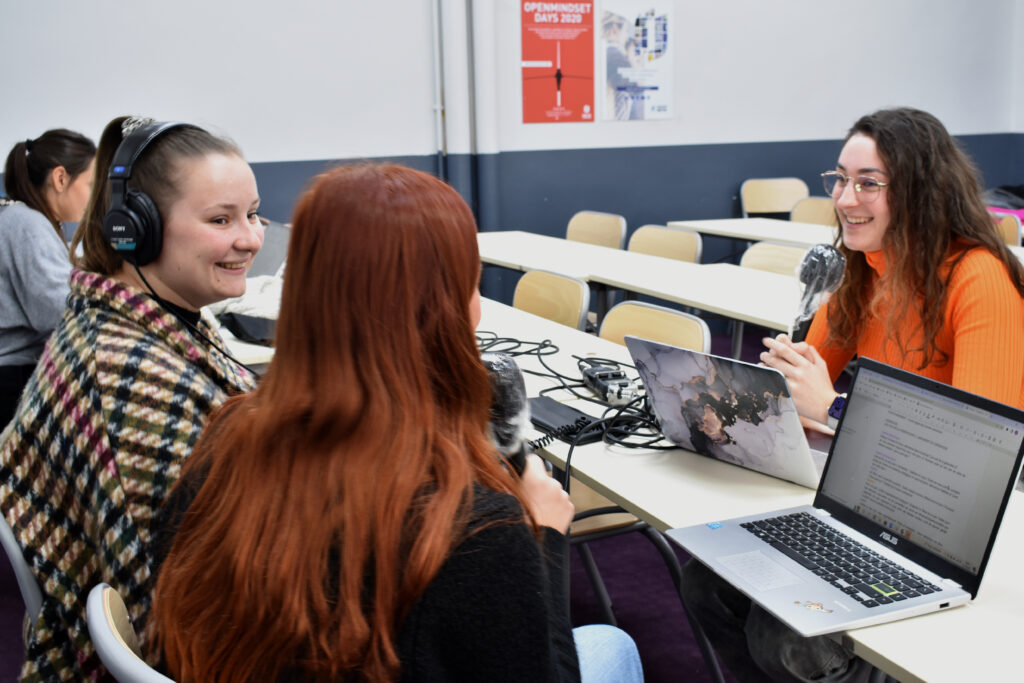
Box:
[49,165,70,193]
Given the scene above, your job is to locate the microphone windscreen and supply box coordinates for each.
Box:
[798,243,846,294]
[481,353,530,472]
[792,244,847,338]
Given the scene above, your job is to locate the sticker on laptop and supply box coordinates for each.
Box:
[794,600,833,614]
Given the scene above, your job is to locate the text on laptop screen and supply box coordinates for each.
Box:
[820,366,1024,575]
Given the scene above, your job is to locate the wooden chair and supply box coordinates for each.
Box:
[627,224,703,263]
[994,213,1021,246]
[87,583,175,682]
[512,269,590,330]
[570,302,723,682]
[566,210,627,249]
[790,196,837,227]
[739,241,809,276]
[599,301,711,351]
[0,515,42,645]
[573,299,710,575]
[740,177,809,217]
[731,242,809,358]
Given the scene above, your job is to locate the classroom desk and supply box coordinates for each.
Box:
[666,217,837,248]
[478,297,1023,683]
[478,230,803,331]
[477,297,815,528]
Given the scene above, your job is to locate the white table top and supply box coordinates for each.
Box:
[477,231,802,331]
[477,297,1024,683]
[667,217,837,248]
[477,298,815,528]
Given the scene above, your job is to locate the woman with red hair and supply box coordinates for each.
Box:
[148,164,642,682]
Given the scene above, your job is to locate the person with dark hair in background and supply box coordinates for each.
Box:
[682,107,1024,682]
[148,164,643,683]
[0,115,262,680]
[0,129,96,426]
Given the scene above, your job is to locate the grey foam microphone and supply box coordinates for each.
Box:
[792,244,846,343]
[481,353,530,474]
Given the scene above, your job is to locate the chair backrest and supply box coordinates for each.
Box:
[740,177,810,217]
[627,224,703,263]
[512,269,591,330]
[740,241,809,277]
[566,210,627,249]
[790,196,837,226]
[0,515,42,625]
[599,301,710,352]
[995,213,1021,246]
[87,583,175,683]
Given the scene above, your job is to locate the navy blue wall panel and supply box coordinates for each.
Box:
[247,133,1020,231]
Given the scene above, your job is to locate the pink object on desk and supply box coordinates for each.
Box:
[988,206,1024,220]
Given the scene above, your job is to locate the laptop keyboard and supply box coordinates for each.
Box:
[741,511,942,608]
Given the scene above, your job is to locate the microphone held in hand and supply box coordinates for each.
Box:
[481,353,530,474]
[792,244,846,343]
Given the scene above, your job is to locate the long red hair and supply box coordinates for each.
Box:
[149,165,517,681]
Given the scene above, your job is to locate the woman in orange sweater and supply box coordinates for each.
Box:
[764,107,1024,426]
[683,107,1024,683]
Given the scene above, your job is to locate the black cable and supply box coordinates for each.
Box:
[133,265,258,376]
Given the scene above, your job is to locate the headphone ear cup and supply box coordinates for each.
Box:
[122,189,163,266]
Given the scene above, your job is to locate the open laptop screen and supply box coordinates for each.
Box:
[818,359,1024,589]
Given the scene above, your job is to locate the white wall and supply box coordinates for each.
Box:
[1,0,1019,164]
[0,0,441,163]
[1014,0,1024,132]
[489,0,1019,152]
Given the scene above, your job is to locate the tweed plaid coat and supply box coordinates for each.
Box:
[0,268,256,681]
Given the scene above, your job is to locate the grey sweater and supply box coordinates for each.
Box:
[0,201,72,366]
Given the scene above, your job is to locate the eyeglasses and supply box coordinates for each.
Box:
[821,171,888,202]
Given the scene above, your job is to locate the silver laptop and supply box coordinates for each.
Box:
[667,357,1024,636]
[624,336,830,489]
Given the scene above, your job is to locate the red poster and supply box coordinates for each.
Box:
[521,1,594,123]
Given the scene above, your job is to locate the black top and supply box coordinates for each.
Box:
[151,468,580,682]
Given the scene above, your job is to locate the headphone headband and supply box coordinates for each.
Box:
[108,120,189,182]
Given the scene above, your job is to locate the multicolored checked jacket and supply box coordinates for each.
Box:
[0,269,256,681]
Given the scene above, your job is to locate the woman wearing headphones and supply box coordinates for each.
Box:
[1,129,96,426]
[0,116,262,681]
[148,165,643,682]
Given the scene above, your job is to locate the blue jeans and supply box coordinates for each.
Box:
[573,624,644,683]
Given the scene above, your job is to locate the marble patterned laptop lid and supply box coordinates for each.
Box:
[625,335,821,488]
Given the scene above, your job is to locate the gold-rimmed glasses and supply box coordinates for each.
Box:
[821,171,888,202]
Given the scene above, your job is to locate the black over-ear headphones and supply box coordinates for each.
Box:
[102,121,189,266]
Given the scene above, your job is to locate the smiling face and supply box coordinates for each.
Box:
[138,153,263,311]
[833,133,892,253]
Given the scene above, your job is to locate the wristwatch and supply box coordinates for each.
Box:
[826,393,847,430]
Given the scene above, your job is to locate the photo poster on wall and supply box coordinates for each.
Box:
[600,1,673,121]
[521,1,595,123]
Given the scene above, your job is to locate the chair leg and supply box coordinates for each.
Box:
[575,541,618,626]
[730,320,745,359]
[639,526,727,683]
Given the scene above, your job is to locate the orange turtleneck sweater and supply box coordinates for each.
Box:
[805,246,1024,408]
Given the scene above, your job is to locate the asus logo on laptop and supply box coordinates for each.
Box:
[879,531,899,546]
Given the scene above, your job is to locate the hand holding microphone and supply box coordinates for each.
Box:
[791,243,846,343]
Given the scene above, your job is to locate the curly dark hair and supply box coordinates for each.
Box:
[825,107,1024,368]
